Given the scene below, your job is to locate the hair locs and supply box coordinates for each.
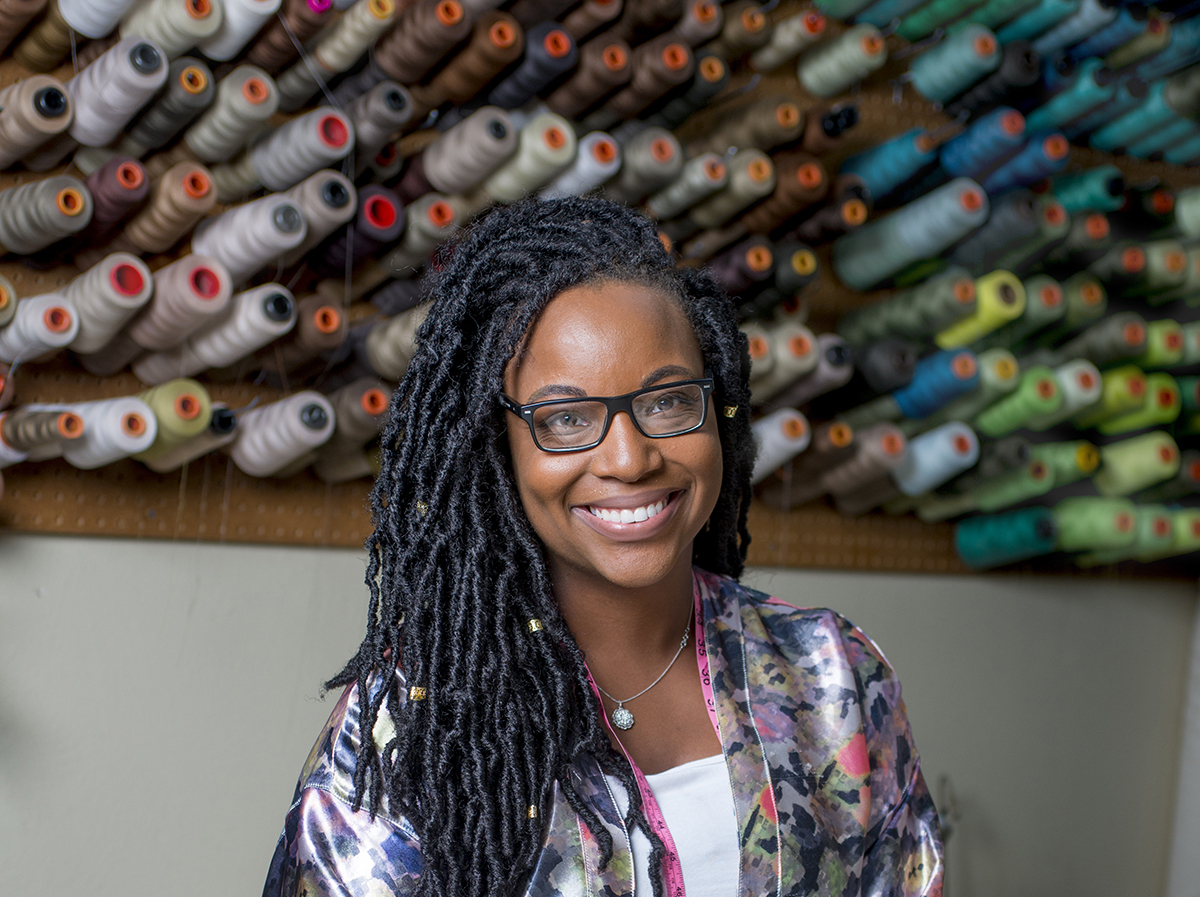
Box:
[327,197,756,897]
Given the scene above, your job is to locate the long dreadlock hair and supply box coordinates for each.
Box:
[327,196,757,897]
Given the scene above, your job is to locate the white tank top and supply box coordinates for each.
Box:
[604,753,740,896]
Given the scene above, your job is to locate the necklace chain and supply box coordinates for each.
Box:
[595,611,692,731]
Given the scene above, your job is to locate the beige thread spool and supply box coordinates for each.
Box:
[421,107,518,196]
[482,113,578,205]
[668,0,722,47]
[597,35,694,121]
[182,65,279,163]
[738,152,828,235]
[382,195,458,275]
[65,253,154,354]
[11,0,71,71]
[119,163,216,254]
[561,0,622,42]
[750,9,825,72]
[645,153,726,219]
[545,38,632,119]
[364,303,430,381]
[279,170,357,267]
[410,11,523,111]
[704,0,767,60]
[688,149,775,230]
[687,94,802,156]
[0,176,93,256]
[375,0,471,84]
[796,22,887,98]
[0,75,73,170]
[312,379,391,484]
[749,320,818,404]
[245,0,335,71]
[0,0,47,56]
[127,254,234,351]
[604,128,682,205]
[121,0,223,59]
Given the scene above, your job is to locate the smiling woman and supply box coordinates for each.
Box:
[262,197,943,897]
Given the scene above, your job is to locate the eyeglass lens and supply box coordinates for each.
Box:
[531,384,707,449]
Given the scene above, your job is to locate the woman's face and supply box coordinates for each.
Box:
[503,280,724,592]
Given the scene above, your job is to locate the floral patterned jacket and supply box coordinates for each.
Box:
[263,569,944,897]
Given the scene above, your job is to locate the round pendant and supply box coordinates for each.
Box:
[611,706,635,730]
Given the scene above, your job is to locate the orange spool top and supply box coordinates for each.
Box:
[775,102,800,129]
[741,9,765,31]
[804,11,826,33]
[361,389,389,416]
[184,169,211,199]
[181,66,207,94]
[1115,512,1134,532]
[42,306,71,333]
[953,434,972,454]
[1077,370,1096,390]
[954,279,976,303]
[175,394,202,421]
[662,43,689,71]
[1123,322,1146,346]
[117,162,144,190]
[862,34,884,54]
[1121,247,1146,272]
[1001,110,1025,136]
[1042,135,1069,160]
[881,433,904,456]
[829,422,853,447]
[748,159,772,182]
[1166,251,1186,273]
[1152,189,1175,215]
[748,336,769,360]
[242,77,270,104]
[959,187,984,212]
[122,413,147,437]
[544,29,571,58]
[951,352,977,379]
[187,0,211,18]
[1040,285,1062,308]
[1080,282,1103,305]
[1166,330,1183,351]
[1084,213,1109,240]
[427,200,455,228]
[602,44,627,70]
[314,306,342,333]
[650,138,675,163]
[841,199,868,225]
[704,158,726,181]
[790,249,817,275]
[57,412,82,439]
[1127,374,1146,397]
[56,188,84,216]
[694,1,718,23]
[699,56,725,82]
[1157,387,1178,409]
[796,163,823,188]
[789,334,812,357]
[1043,202,1065,226]
[746,246,772,272]
[543,126,567,150]
[974,34,997,56]
[436,0,463,25]
[592,138,618,164]
[782,416,806,439]
[1153,516,1172,537]
[1036,378,1057,399]
[490,21,516,49]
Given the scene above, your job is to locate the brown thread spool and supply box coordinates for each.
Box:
[507,0,573,28]
[800,102,858,155]
[0,408,84,453]
[246,0,337,71]
[793,197,867,243]
[545,38,632,119]
[0,74,72,170]
[11,0,70,72]
[600,35,694,120]
[80,156,149,244]
[738,152,827,236]
[613,0,683,45]
[375,0,472,85]
[704,0,767,60]
[668,0,722,47]
[708,236,773,295]
[259,295,347,379]
[688,94,803,156]
[0,0,47,55]
[411,11,524,109]
[561,0,623,43]
[119,163,216,254]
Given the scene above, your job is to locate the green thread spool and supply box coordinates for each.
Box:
[1134,319,1185,369]
[1076,504,1175,567]
[1049,166,1125,214]
[1179,376,1200,413]
[1060,272,1107,330]
[796,23,887,99]
[915,458,1053,522]
[1125,239,1190,297]
[1175,186,1200,239]
[1051,311,1145,368]
[1072,365,1147,429]
[1052,497,1138,552]
[1093,430,1180,495]
[1026,359,1101,430]
[903,348,1018,435]
[838,268,976,345]
[1137,449,1200,502]
[1138,509,1200,561]
[1029,439,1100,488]
[976,275,1063,350]
[900,0,990,42]
[935,269,1024,348]
[133,377,213,462]
[950,0,1039,31]
[1039,211,1112,271]
[973,365,1060,437]
[813,0,876,19]
[1146,246,1200,306]
[1096,372,1181,435]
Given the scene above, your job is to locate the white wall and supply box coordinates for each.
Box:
[0,534,1194,897]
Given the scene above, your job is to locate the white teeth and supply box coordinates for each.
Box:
[588,498,670,523]
[633,506,648,522]
[620,509,635,523]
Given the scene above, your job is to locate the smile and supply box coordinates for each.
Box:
[574,491,683,541]
[587,498,667,523]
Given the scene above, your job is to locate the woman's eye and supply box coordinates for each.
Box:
[540,408,594,431]
[647,391,695,414]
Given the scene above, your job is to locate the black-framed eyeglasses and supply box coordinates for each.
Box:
[499,374,715,453]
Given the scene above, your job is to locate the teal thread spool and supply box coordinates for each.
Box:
[1096,372,1181,435]
[1076,504,1174,567]
[954,506,1057,569]
[1049,165,1124,214]
[838,129,938,203]
[1024,60,1117,134]
[951,0,1041,32]
[973,364,1061,436]
[1134,319,1185,369]
[1165,132,1200,166]
[1026,359,1101,429]
[1126,117,1200,160]
[1089,80,1173,153]
[1030,439,1100,487]
[1181,377,1200,413]
[908,26,1002,102]
[813,0,876,20]
[1052,496,1137,552]
[1137,509,1200,562]
[1072,365,1147,429]
[996,0,1080,44]
[900,0,991,41]
[858,0,932,28]
[903,348,1019,435]
[1093,430,1180,494]
[1137,449,1200,501]
[974,275,1063,350]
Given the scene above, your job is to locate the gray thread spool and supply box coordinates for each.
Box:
[348,82,414,173]
[119,163,215,254]
[0,176,93,256]
[258,295,347,378]
[191,195,307,284]
[541,132,622,199]
[0,75,72,170]
[688,149,775,230]
[0,292,79,363]
[312,379,392,484]
[704,0,768,60]
[604,128,682,205]
[757,419,859,510]
[644,51,728,130]
[688,94,803,157]
[796,22,886,98]
[766,333,854,410]
[594,34,695,124]
[645,153,727,220]
[488,22,578,110]
[182,65,278,163]
[228,391,335,478]
[422,108,518,196]
[750,9,825,72]
[121,0,224,59]
[1045,312,1147,369]
[364,303,430,381]
[507,0,573,27]
[381,194,459,276]
[750,407,810,486]
[246,107,355,195]
[279,171,358,268]
[947,190,1042,274]
[65,253,154,354]
[0,408,83,456]
[128,254,234,352]
[197,0,282,61]
[118,58,215,158]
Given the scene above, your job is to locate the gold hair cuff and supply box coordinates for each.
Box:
[723,405,738,418]
[408,686,427,701]
[527,619,544,633]
[415,501,428,516]
[527,805,538,819]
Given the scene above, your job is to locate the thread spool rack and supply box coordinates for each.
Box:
[0,3,1196,578]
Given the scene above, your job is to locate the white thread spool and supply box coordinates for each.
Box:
[141,402,237,472]
[645,153,727,220]
[67,38,168,147]
[541,132,621,199]
[126,254,233,351]
[750,10,825,73]
[197,0,280,60]
[768,332,855,409]
[229,391,335,477]
[133,283,295,383]
[482,112,578,204]
[0,176,93,255]
[279,170,357,267]
[59,0,139,38]
[66,254,154,354]
[890,422,979,496]
[381,195,458,276]
[0,76,74,170]
[122,0,224,58]
[1026,360,1102,430]
[364,303,429,380]
[796,22,886,99]
[249,107,354,193]
[0,293,78,363]
[749,321,818,404]
[751,408,810,485]
[603,128,682,205]
[422,107,518,196]
[183,65,278,163]
[61,396,157,468]
[192,195,308,284]
[741,321,773,383]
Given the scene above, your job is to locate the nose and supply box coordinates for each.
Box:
[589,410,663,481]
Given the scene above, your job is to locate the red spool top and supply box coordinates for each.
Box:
[110,263,145,297]
[318,114,349,148]
[190,266,222,300]
[1040,285,1062,308]
[364,195,398,229]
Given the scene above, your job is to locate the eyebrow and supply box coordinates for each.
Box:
[523,365,700,403]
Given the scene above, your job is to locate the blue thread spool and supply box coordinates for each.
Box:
[891,421,980,495]
[1050,166,1124,213]
[1165,132,1200,166]
[487,23,578,110]
[1067,4,1147,59]
[1089,80,1173,152]
[910,26,1003,104]
[954,506,1058,569]
[1132,16,1200,83]
[854,0,928,28]
[939,106,1027,178]
[893,349,981,419]
[839,129,938,201]
[996,0,1079,44]
[980,133,1069,194]
[947,189,1042,271]
[1037,52,1078,98]
[1031,0,1119,57]
[1063,75,1147,138]
[1127,119,1200,160]
[1024,58,1115,132]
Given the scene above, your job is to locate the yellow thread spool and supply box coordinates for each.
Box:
[935,269,1026,348]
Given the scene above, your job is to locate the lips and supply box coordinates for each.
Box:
[574,491,683,541]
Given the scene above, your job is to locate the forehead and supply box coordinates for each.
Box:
[506,280,704,399]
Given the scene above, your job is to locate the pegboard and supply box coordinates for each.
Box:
[0,6,1197,579]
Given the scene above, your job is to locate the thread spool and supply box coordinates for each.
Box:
[1062,74,1149,139]
[895,349,980,420]
[420,108,518,197]
[313,379,391,483]
[191,195,307,284]
[121,0,223,59]
[708,237,773,296]
[857,269,980,347]
[133,284,296,383]
[854,339,919,398]
[738,155,828,238]
[363,304,430,380]
[596,35,694,122]
[541,132,621,199]
[1096,373,1181,435]
[487,22,577,110]
[838,130,937,205]
[766,333,854,410]
[796,22,886,99]
[0,408,83,462]
[907,348,1019,436]
[0,176,93,256]
[71,157,148,252]
[0,293,78,364]
[66,254,153,354]
[117,59,213,160]
[891,422,979,496]
[604,129,682,205]
[380,194,457,275]
[1032,0,1118,55]
[910,26,1002,104]
[750,408,810,485]
[1092,431,1180,496]
[1023,360,1101,431]
[0,276,14,330]
[644,52,728,131]
[56,396,157,469]
[1077,504,1176,568]
[114,162,213,255]
[375,0,472,85]
[1047,167,1123,218]
[948,191,1044,273]
[645,154,727,221]
[544,38,632,119]
[939,108,1027,180]
[318,186,406,276]
[561,0,622,42]
[613,0,686,44]
[245,0,335,71]
[705,0,768,60]
[1138,449,1200,502]
[140,402,238,473]
[11,0,73,71]
[229,391,335,477]
[1025,60,1116,133]
[1072,365,1146,429]
[1181,325,1200,368]
[687,149,775,231]
[1070,3,1146,60]
[973,365,1060,436]
[750,10,824,72]
[131,378,213,462]
[821,423,907,499]
[979,133,1069,194]
[1051,311,1146,369]
[743,322,772,382]
[348,82,414,173]
[1135,319,1185,370]
[832,178,989,291]
[995,0,1080,44]
[64,39,168,149]
[954,506,1058,569]
[482,113,578,205]
[917,457,1053,522]
[259,294,346,377]
[943,40,1041,119]
[668,0,723,47]
[278,170,357,268]
[690,95,804,158]
[234,107,354,199]
[181,66,278,163]
[410,11,523,113]
[0,0,48,56]
[0,75,73,170]
[935,269,1025,347]
[196,0,280,60]
[749,321,819,404]
[275,0,397,111]
[1031,441,1098,491]
[121,255,234,357]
